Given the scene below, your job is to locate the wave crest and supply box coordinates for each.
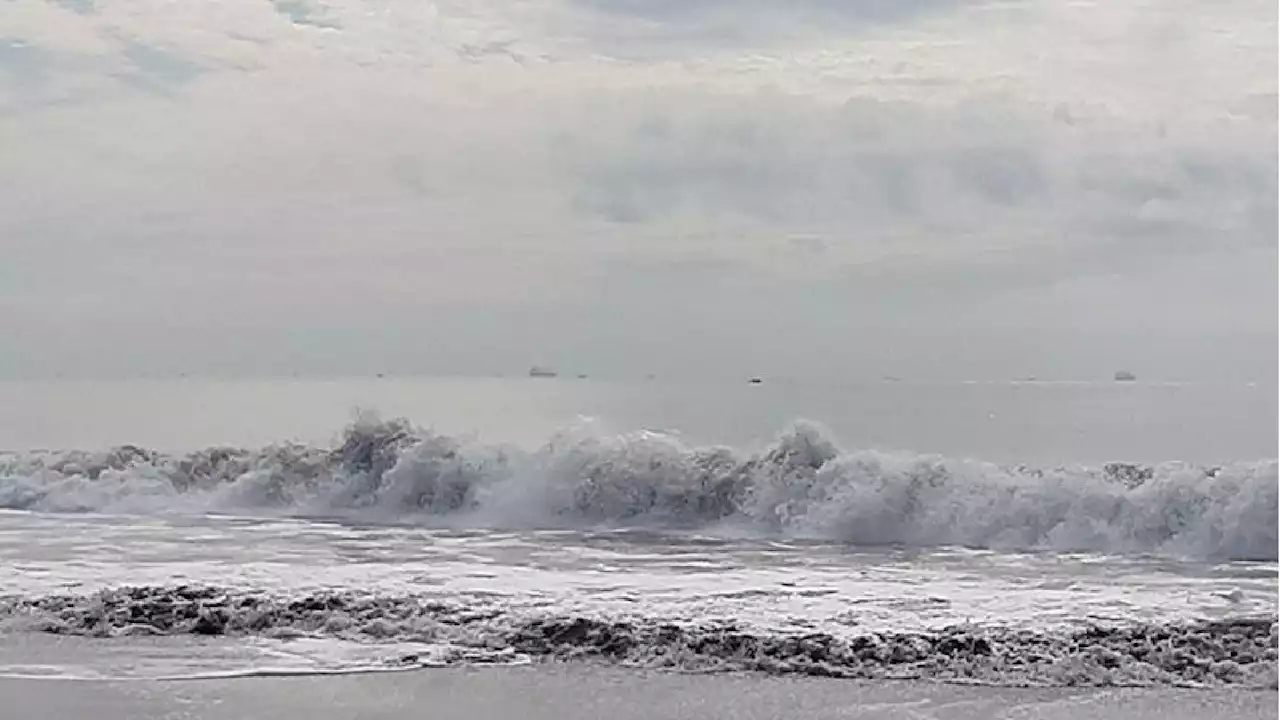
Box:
[1,416,1275,559]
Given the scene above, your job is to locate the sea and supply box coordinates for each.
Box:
[0,376,1276,718]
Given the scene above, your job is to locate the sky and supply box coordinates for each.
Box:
[0,0,1276,382]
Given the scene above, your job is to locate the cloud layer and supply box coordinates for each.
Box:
[0,0,1275,380]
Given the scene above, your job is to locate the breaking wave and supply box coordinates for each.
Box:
[1,415,1275,560]
[2,584,1276,688]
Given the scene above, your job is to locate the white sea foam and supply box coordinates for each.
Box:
[1,416,1275,560]
[2,585,1275,688]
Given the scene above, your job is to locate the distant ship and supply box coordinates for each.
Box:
[1114,370,1137,382]
[529,366,557,378]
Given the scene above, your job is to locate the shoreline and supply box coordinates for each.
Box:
[0,664,1275,720]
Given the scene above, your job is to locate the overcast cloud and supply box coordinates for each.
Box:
[0,0,1275,381]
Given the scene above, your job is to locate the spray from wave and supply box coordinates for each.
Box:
[1,415,1275,560]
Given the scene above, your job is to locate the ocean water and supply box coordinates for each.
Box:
[0,377,1276,695]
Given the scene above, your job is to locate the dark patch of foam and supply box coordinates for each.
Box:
[2,585,1276,688]
[1,416,1276,559]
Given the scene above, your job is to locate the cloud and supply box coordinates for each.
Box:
[48,0,94,15]
[0,0,1273,381]
[0,35,124,110]
[267,0,341,30]
[0,39,52,95]
[562,0,980,56]
[558,90,1274,265]
[117,41,204,93]
[575,0,967,23]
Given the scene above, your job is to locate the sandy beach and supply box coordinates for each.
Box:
[2,664,1277,720]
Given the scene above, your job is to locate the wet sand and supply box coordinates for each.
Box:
[0,664,1275,720]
